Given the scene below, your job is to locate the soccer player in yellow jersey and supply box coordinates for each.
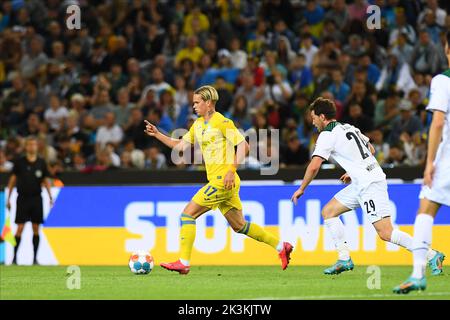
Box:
[144,85,293,274]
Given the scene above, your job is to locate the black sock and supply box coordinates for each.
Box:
[33,235,40,261]
[13,236,21,261]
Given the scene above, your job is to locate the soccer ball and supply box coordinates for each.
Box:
[128,251,154,274]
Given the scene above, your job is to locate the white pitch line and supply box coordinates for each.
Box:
[248,292,450,300]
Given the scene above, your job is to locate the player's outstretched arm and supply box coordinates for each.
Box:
[144,120,184,149]
[291,156,324,205]
[424,110,445,187]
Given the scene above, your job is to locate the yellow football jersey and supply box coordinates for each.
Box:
[182,112,245,188]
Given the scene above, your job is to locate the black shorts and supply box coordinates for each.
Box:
[15,195,44,224]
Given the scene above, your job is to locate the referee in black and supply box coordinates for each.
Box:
[6,136,53,265]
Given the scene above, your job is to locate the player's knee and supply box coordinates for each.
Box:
[321,206,334,219]
[378,230,392,242]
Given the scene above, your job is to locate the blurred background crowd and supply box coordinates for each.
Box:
[1,0,449,176]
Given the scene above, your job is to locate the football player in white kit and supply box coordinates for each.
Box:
[291,97,443,275]
[394,32,450,294]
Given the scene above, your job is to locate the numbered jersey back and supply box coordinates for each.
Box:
[312,122,386,190]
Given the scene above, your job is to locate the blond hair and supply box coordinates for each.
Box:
[194,85,219,103]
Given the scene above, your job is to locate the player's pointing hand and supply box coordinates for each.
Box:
[144,120,159,137]
[291,188,304,205]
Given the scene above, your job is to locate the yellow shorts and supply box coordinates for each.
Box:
[192,183,243,215]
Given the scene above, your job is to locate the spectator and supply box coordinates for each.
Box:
[214,76,234,114]
[2,76,24,128]
[82,148,115,173]
[173,75,189,109]
[389,9,416,46]
[328,68,350,104]
[105,142,121,168]
[124,107,147,150]
[90,89,114,127]
[298,32,319,68]
[141,66,173,101]
[400,131,427,166]
[18,113,41,137]
[159,90,180,125]
[417,0,447,28]
[311,36,340,78]
[144,145,167,169]
[346,81,375,118]
[385,144,407,166]
[263,70,293,111]
[410,29,439,75]
[56,135,75,169]
[391,33,414,66]
[182,7,210,37]
[95,112,124,148]
[85,42,111,75]
[73,153,86,171]
[376,52,416,95]
[281,134,310,167]
[244,55,265,87]
[108,63,129,101]
[368,129,390,164]
[388,99,423,145]
[343,103,374,133]
[225,95,252,131]
[358,54,381,86]
[303,0,325,38]
[23,79,46,116]
[20,35,48,78]
[229,37,247,70]
[420,9,443,43]
[271,19,297,51]
[324,0,349,31]
[0,1,439,171]
[175,35,204,67]
[44,94,69,132]
[66,70,94,99]
[122,139,145,169]
[276,35,296,67]
[0,149,13,172]
[347,0,369,23]
[136,22,164,60]
[246,20,269,57]
[374,90,400,130]
[322,18,345,45]
[343,34,365,63]
[61,113,91,157]
[113,87,134,129]
[162,22,184,58]
[258,0,294,29]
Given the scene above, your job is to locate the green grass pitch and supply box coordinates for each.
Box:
[1,265,449,300]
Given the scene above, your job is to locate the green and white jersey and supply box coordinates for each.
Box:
[427,69,450,163]
[312,122,386,190]
[419,69,450,206]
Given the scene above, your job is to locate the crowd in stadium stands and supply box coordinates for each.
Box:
[0,0,449,176]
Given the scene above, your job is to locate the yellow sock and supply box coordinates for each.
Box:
[239,222,279,250]
[180,213,196,263]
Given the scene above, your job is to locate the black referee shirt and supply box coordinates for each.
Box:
[12,156,50,197]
